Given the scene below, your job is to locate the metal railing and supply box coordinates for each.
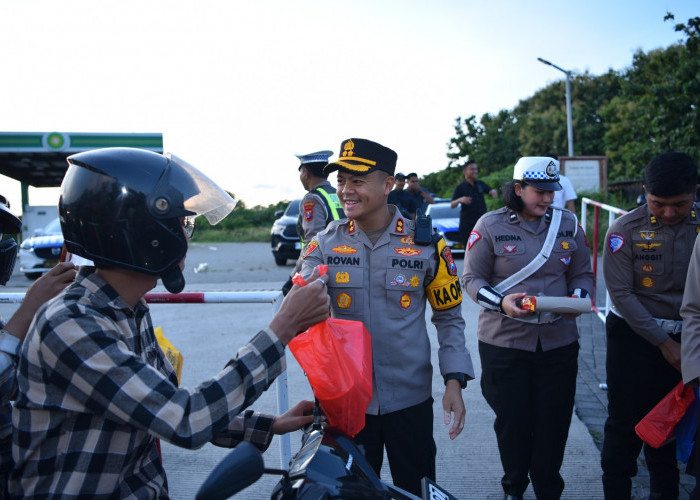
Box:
[580,197,628,322]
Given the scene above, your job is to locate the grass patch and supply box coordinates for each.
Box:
[192,226,270,243]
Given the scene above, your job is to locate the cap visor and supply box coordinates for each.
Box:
[530,181,562,191]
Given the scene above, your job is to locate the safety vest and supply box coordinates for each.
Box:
[297,185,345,249]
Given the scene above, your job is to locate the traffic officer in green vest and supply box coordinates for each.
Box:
[284,150,345,292]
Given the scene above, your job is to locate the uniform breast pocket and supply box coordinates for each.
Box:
[385,268,425,319]
[329,267,363,315]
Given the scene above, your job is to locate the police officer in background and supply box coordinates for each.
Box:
[300,138,474,496]
[462,157,593,500]
[602,152,700,499]
[283,151,345,293]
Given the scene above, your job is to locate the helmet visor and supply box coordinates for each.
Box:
[168,153,237,225]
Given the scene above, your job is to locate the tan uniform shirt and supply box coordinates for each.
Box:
[462,207,594,351]
[604,203,700,346]
[681,234,700,385]
[301,207,474,415]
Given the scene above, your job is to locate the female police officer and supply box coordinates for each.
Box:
[462,157,594,500]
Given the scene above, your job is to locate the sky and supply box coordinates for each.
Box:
[0,0,697,212]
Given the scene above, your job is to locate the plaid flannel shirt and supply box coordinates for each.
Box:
[10,268,286,498]
[1,323,20,494]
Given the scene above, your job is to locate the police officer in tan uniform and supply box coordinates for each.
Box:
[300,138,474,497]
[602,152,700,499]
[681,233,700,499]
[462,157,594,500]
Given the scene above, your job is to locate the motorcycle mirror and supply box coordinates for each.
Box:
[196,441,264,500]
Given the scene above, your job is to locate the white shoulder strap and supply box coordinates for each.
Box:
[494,208,562,294]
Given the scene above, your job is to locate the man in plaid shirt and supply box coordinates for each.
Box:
[9,148,330,498]
[0,195,77,498]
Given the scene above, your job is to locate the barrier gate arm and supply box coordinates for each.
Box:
[0,290,294,470]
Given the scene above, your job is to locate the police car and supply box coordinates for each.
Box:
[270,199,302,265]
[19,217,64,279]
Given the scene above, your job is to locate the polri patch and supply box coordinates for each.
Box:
[302,240,319,259]
[303,201,315,222]
[608,233,625,253]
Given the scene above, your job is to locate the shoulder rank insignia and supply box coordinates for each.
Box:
[395,218,405,233]
[348,220,356,234]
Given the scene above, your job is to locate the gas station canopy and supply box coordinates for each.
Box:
[0,132,163,188]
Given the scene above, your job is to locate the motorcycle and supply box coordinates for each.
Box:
[196,405,457,499]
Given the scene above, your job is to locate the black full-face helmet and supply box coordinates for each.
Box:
[59,147,235,293]
[0,196,21,285]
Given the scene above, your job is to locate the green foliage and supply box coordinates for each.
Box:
[443,14,700,188]
[191,200,291,242]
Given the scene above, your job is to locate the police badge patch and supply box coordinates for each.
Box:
[608,233,625,253]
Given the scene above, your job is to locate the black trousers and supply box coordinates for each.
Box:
[479,340,579,500]
[601,313,681,500]
[354,398,436,497]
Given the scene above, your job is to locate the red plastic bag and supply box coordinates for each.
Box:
[635,381,696,448]
[288,267,373,437]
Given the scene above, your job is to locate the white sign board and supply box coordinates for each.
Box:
[562,158,604,193]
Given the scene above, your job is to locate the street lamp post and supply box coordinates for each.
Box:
[537,57,574,157]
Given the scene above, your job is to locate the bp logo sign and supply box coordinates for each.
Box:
[42,132,69,151]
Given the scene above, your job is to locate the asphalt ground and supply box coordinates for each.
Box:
[1,241,694,499]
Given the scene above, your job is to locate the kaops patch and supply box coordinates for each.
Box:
[302,240,319,259]
[608,233,625,253]
[400,293,411,309]
[303,201,315,222]
[467,231,481,250]
[395,247,422,256]
[427,238,462,311]
[332,245,357,254]
[337,292,352,309]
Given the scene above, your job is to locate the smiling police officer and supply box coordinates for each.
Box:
[300,138,474,497]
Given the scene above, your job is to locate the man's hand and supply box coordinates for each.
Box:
[269,267,330,345]
[4,262,78,341]
[271,400,317,434]
[443,381,466,440]
[658,338,682,372]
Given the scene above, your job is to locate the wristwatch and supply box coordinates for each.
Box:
[443,372,467,389]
